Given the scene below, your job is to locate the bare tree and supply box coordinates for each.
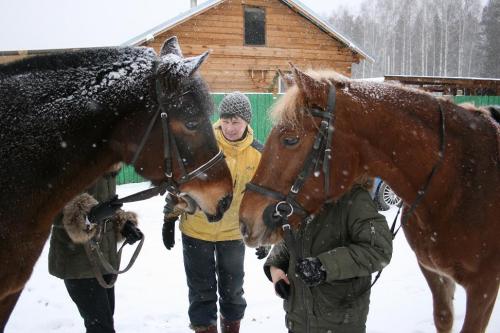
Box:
[328,0,486,78]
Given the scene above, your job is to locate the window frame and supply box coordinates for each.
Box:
[243,5,267,47]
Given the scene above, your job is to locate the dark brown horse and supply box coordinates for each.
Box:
[239,66,499,333]
[0,37,233,330]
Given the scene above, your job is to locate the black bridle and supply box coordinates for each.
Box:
[84,62,227,289]
[245,84,447,290]
[246,85,337,235]
[115,63,225,205]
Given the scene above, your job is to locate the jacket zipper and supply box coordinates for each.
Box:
[370,220,376,246]
[298,222,311,333]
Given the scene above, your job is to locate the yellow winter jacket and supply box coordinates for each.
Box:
[180,121,262,241]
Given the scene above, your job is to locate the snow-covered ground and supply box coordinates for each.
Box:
[8,182,500,332]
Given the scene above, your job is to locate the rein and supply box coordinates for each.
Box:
[84,225,145,289]
[390,102,446,237]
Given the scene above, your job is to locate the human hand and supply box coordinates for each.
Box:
[120,220,143,245]
[255,245,271,259]
[270,266,290,299]
[87,195,123,224]
[162,216,177,250]
[295,257,326,287]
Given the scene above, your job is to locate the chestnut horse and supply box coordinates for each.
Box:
[240,66,499,332]
[0,37,233,330]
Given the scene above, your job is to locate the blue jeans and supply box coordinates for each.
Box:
[182,234,247,327]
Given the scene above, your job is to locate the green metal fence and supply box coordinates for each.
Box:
[452,95,500,106]
[117,93,279,185]
[117,94,499,185]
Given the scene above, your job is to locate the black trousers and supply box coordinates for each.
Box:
[64,275,116,333]
[182,234,247,327]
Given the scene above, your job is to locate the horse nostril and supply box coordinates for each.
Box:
[263,204,283,229]
[219,194,233,212]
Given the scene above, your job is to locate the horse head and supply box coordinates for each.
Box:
[240,65,364,246]
[114,37,233,221]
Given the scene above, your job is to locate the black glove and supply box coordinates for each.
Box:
[162,217,177,250]
[163,193,178,216]
[274,279,290,300]
[87,195,123,224]
[120,220,143,245]
[295,257,326,287]
[255,246,271,259]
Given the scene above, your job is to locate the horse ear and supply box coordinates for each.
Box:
[290,63,328,104]
[157,51,209,80]
[277,69,294,89]
[160,36,183,57]
[182,51,210,77]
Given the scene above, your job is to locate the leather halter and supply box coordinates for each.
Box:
[246,85,337,232]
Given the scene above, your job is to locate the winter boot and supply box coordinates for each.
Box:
[220,317,240,333]
[193,325,218,333]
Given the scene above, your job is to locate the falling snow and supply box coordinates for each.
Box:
[7,183,500,332]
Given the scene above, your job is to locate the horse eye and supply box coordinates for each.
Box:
[185,121,199,130]
[283,136,299,146]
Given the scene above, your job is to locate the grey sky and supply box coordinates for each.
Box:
[0,0,367,51]
[0,0,488,51]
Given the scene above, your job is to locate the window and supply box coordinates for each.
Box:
[244,6,265,46]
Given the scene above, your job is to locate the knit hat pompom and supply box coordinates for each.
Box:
[219,92,252,123]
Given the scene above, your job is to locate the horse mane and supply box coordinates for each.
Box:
[271,69,500,128]
[271,70,349,126]
[0,47,155,76]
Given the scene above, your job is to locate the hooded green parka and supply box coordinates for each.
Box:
[48,174,119,279]
[264,185,393,333]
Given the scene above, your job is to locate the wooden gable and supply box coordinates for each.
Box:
[141,0,361,92]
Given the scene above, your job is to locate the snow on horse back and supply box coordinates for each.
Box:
[240,65,500,333]
[0,36,233,330]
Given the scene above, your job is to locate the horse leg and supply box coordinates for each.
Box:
[0,289,23,332]
[460,277,499,333]
[418,263,456,333]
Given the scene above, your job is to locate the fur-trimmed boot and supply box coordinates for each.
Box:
[193,325,217,333]
[220,317,240,333]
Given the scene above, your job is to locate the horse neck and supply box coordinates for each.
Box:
[5,54,155,218]
[339,85,453,206]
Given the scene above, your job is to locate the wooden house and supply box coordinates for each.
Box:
[124,0,372,92]
[0,0,371,93]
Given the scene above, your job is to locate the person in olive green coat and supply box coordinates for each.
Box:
[48,164,142,333]
[264,184,393,333]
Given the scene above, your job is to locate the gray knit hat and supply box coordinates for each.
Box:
[219,92,252,123]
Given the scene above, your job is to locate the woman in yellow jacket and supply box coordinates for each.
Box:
[171,92,263,333]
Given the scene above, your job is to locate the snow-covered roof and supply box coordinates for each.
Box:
[122,0,373,62]
[356,77,385,83]
[385,75,500,82]
[122,0,225,47]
